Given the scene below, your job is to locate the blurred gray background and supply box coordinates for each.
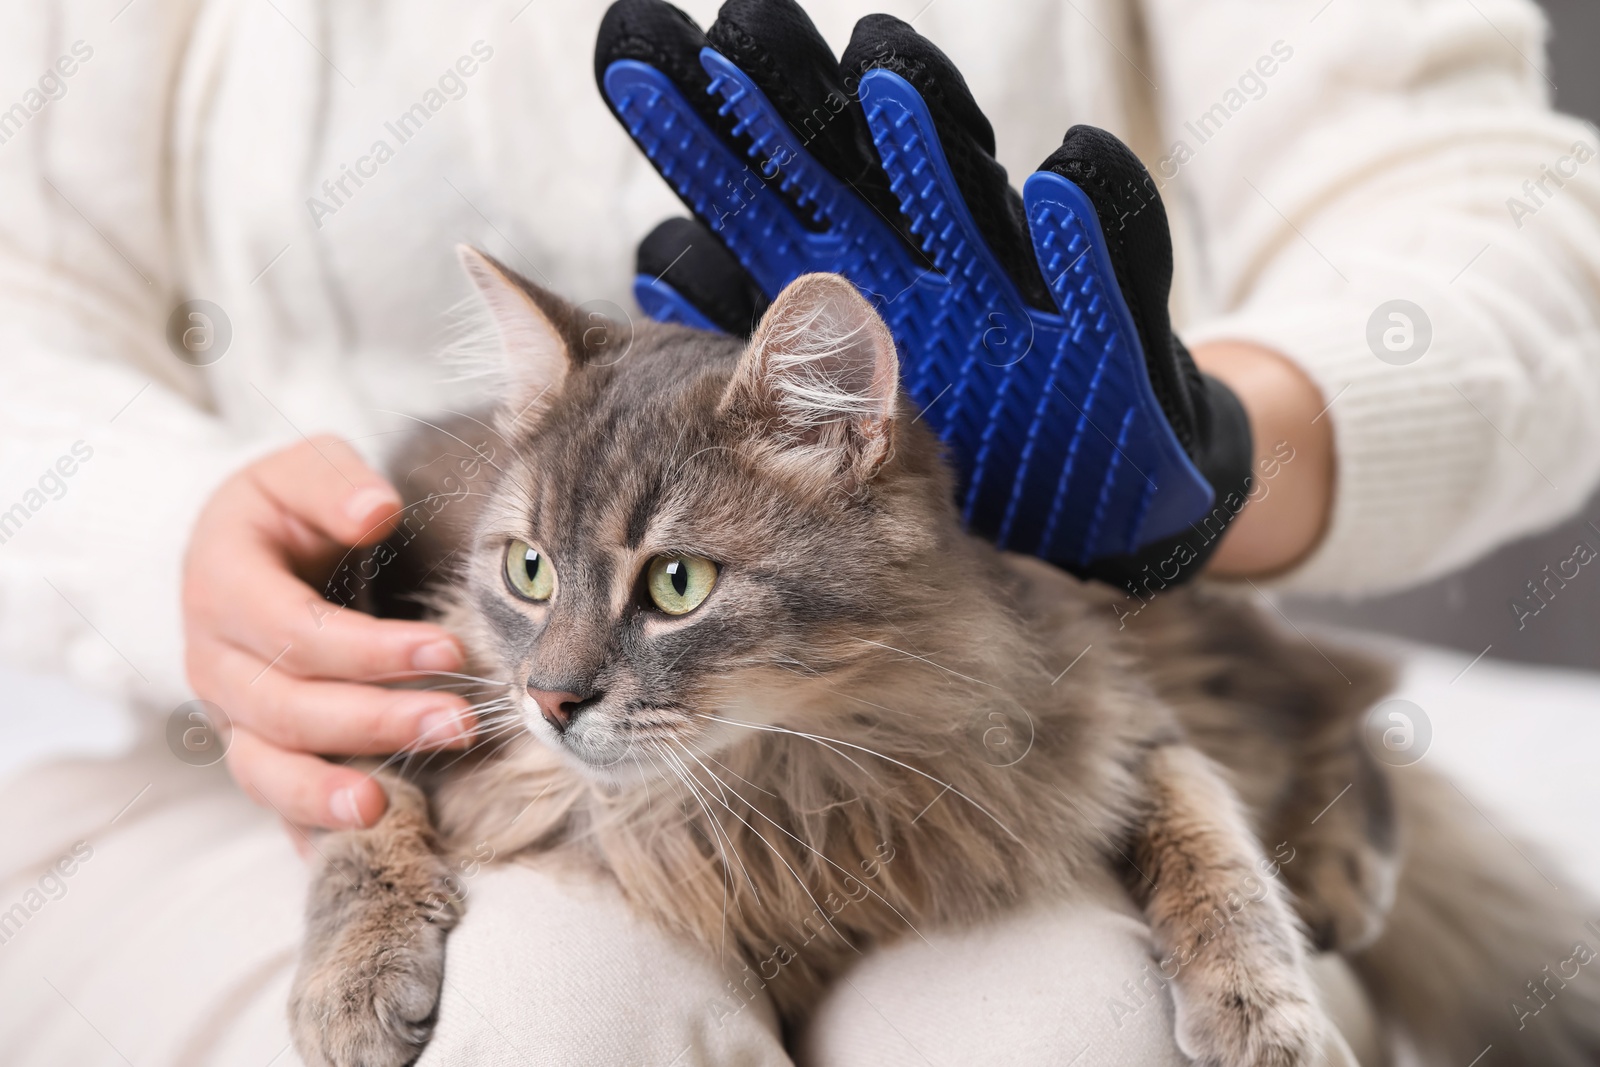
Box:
[1286,0,1600,671]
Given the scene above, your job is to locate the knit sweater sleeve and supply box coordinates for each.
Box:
[0,1,266,708]
[1142,0,1600,595]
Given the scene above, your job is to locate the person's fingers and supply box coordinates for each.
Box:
[248,434,403,549]
[191,534,463,680]
[226,726,389,830]
[274,601,464,683]
[186,485,464,680]
[198,640,475,755]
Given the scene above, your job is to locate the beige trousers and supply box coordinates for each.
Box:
[0,730,1377,1066]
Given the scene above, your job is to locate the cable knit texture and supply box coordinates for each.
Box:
[2,0,1599,715]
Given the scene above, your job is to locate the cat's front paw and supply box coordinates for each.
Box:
[289,897,456,1067]
[1291,840,1397,953]
[1173,974,1329,1067]
[288,782,463,1067]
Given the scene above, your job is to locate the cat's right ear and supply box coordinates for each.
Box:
[722,273,900,492]
[458,245,575,406]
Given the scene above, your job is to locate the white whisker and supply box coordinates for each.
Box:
[360,669,511,688]
[668,739,858,955]
[701,751,778,799]
[373,409,505,474]
[650,741,750,963]
[697,714,1029,849]
[849,637,1001,690]
[669,443,740,479]
[700,710,875,778]
[677,739,932,949]
[652,741,756,907]
[433,406,512,449]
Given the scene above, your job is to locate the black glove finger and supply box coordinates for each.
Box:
[598,0,828,284]
[1039,126,1255,582]
[1038,125,1200,451]
[636,217,769,336]
[702,0,909,242]
[841,15,1051,309]
[596,0,877,279]
[596,0,722,129]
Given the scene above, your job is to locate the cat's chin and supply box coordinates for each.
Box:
[524,717,679,791]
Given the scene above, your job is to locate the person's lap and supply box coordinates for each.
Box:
[0,730,1364,1066]
[421,863,1199,1067]
[798,865,1191,1067]
[0,734,305,1066]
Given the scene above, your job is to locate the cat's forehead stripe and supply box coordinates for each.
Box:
[623,469,663,551]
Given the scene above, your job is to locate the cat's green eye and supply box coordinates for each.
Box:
[505,539,555,602]
[646,554,717,616]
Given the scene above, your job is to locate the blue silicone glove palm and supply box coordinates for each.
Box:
[595,0,1253,585]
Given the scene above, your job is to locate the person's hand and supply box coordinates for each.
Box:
[596,0,1254,585]
[182,436,474,835]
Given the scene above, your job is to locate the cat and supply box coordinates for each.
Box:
[288,249,1600,1067]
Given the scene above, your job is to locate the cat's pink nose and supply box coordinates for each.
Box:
[528,687,585,732]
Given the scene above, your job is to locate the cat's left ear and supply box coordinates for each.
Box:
[722,273,899,488]
[458,245,585,407]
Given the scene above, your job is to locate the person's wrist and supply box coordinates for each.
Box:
[1190,340,1334,578]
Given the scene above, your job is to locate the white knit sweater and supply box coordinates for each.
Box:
[2,0,1598,711]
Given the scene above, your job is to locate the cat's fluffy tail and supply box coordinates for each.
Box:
[1350,766,1600,1066]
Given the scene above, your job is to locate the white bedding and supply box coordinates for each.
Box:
[1385,642,1600,895]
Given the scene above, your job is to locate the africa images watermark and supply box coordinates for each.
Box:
[706,840,899,1032]
[166,699,233,767]
[0,841,94,948]
[1110,439,1297,629]
[704,39,894,231]
[306,40,495,229]
[1508,528,1599,631]
[1510,920,1600,1032]
[0,41,94,147]
[1152,40,1295,189]
[0,441,96,547]
[315,435,499,623]
[1506,140,1597,230]
[1078,38,1295,244]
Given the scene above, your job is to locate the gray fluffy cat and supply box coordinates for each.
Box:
[288,249,1600,1067]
